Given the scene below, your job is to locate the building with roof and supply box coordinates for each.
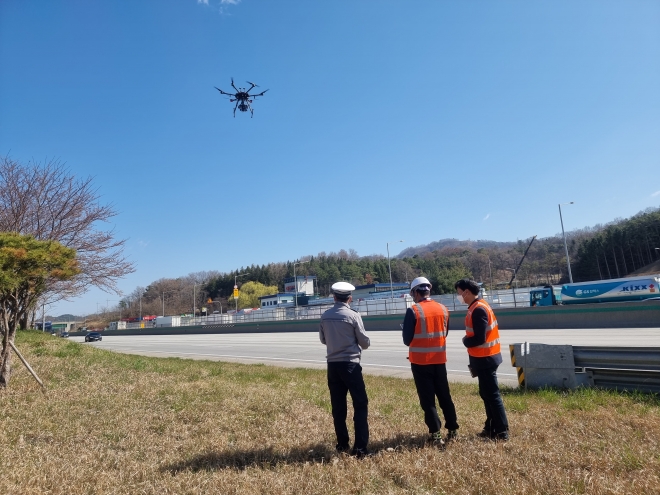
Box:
[352,282,410,300]
[283,275,316,296]
[258,293,295,308]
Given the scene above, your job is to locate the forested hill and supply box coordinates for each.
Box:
[398,239,516,258]
[110,207,660,319]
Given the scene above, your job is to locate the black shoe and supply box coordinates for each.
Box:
[350,448,372,459]
[336,444,350,454]
[428,432,446,449]
[477,429,493,439]
[445,429,458,442]
[493,431,509,441]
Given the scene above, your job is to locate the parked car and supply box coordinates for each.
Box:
[85,332,102,342]
[59,332,69,338]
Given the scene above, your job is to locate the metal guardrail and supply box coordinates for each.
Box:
[586,369,660,394]
[573,346,660,371]
[573,345,660,394]
[511,343,660,394]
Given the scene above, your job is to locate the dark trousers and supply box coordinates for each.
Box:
[410,363,459,434]
[327,361,369,450]
[475,365,509,434]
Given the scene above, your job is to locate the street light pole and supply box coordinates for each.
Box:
[293,260,309,311]
[161,291,178,317]
[505,268,518,308]
[559,202,574,283]
[387,240,404,300]
[486,255,494,296]
[193,283,203,318]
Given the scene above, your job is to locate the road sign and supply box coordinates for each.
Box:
[233,288,239,299]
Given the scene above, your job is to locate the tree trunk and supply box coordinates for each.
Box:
[0,328,14,388]
[0,306,18,388]
[19,312,29,330]
[637,245,645,267]
[620,247,628,275]
[612,248,620,278]
[645,234,653,263]
[603,252,612,279]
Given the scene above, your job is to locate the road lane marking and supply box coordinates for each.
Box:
[99,348,516,376]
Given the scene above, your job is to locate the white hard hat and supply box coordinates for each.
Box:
[410,277,432,291]
[331,281,355,295]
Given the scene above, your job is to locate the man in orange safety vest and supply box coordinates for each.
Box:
[402,277,459,447]
[455,278,509,441]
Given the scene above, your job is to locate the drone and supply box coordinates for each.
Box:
[215,78,269,117]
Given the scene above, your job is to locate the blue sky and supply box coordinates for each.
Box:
[1,1,659,316]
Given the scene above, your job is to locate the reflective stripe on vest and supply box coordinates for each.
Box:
[464,299,501,358]
[409,300,448,365]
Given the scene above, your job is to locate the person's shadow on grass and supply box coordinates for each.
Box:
[161,434,428,473]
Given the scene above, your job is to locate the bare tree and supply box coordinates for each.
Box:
[0,156,135,327]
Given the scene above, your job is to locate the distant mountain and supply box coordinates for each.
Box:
[50,314,83,322]
[397,238,516,258]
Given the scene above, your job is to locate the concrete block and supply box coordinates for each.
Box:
[511,343,575,369]
[524,368,578,389]
[510,343,578,390]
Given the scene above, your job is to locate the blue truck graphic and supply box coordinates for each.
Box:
[529,275,660,306]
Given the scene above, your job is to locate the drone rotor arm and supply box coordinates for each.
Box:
[230,78,239,92]
[215,87,234,96]
[252,89,269,98]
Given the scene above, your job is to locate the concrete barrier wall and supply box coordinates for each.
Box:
[71,301,660,337]
[489,300,660,330]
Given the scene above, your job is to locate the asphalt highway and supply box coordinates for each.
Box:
[72,327,660,386]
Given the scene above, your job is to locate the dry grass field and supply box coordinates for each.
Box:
[1,331,659,495]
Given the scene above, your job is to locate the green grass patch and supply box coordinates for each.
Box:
[1,329,659,495]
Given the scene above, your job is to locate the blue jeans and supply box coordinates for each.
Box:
[475,365,509,434]
[327,361,369,451]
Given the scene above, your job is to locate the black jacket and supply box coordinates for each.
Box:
[462,300,502,370]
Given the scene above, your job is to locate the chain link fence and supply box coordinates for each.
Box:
[121,288,532,329]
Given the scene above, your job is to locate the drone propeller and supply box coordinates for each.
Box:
[246,81,259,87]
[252,89,269,97]
[215,87,233,96]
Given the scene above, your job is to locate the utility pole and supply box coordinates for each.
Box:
[559,202,574,283]
[234,273,250,313]
[387,240,404,300]
[293,261,309,312]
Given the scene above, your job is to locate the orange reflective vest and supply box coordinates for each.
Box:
[409,299,448,365]
[465,299,501,358]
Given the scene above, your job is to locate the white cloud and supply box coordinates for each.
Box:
[651,190,660,197]
[483,213,490,221]
[197,0,209,4]
[137,240,149,248]
[220,0,241,4]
